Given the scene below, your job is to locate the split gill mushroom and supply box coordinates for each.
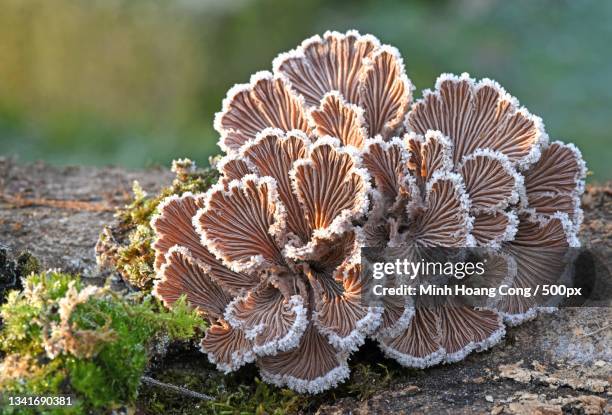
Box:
[151,31,586,393]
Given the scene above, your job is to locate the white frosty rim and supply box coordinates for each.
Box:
[554,140,587,199]
[500,307,539,327]
[501,306,557,327]
[406,72,549,170]
[216,151,258,179]
[521,140,587,234]
[259,360,351,395]
[375,300,415,339]
[377,338,445,369]
[363,135,408,152]
[518,204,583,246]
[443,313,506,364]
[239,127,314,161]
[315,305,383,353]
[199,332,256,374]
[514,107,548,171]
[475,210,519,250]
[152,245,211,310]
[549,211,581,248]
[358,44,415,122]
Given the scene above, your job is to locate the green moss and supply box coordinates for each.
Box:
[136,342,419,415]
[96,158,218,290]
[0,271,206,415]
[138,363,303,415]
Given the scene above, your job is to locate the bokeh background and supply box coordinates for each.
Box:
[1,0,610,180]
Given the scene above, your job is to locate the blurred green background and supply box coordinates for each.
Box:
[1,0,610,180]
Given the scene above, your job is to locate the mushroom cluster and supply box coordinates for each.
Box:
[151,31,585,393]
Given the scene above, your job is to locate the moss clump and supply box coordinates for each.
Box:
[137,341,417,415]
[0,271,206,415]
[96,158,218,290]
[139,364,304,415]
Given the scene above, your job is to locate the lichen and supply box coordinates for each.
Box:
[96,158,218,290]
[0,271,205,414]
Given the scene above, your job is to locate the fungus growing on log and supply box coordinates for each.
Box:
[151,31,586,392]
[151,134,376,393]
[370,73,585,366]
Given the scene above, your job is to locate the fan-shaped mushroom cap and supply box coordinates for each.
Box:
[224,283,308,356]
[258,323,350,394]
[273,30,382,107]
[522,141,586,229]
[215,72,310,153]
[407,73,547,169]
[377,302,505,368]
[309,91,367,149]
[497,213,579,325]
[151,193,258,295]
[216,30,413,156]
[201,320,256,373]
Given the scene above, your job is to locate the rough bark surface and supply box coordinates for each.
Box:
[0,158,610,414]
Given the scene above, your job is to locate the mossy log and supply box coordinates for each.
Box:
[1,158,610,414]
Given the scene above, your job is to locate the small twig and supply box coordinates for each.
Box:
[140,375,213,400]
[582,323,611,337]
[0,194,113,212]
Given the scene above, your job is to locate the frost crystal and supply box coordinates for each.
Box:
[152,31,586,393]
